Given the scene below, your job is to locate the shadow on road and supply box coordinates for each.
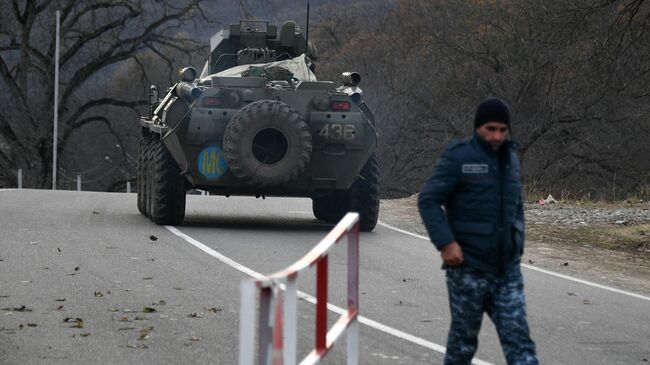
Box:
[181,214,334,232]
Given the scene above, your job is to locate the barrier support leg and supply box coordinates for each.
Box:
[347,223,360,365]
[258,287,273,365]
[347,319,359,365]
[283,279,297,365]
[347,228,359,310]
[239,280,256,365]
[315,256,328,353]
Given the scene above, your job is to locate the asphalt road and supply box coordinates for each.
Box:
[0,190,648,364]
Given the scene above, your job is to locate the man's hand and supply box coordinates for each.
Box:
[441,241,464,266]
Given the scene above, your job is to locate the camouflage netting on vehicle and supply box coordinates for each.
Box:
[203,54,317,82]
[241,66,296,82]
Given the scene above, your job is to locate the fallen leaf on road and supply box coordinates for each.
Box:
[63,317,84,328]
[108,308,119,312]
[74,267,80,271]
[94,292,103,298]
[2,305,33,312]
[118,327,136,331]
[142,307,157,313]
[394,300,418,308]
[146,258,155,262]
[142,277,153,280]
[187,312,203,318]
[57,305,64,310]
[184,336,201,346]
[567,292,576,296]
[125,343,148,349]
[55,298,66,302]
[583,299,592,305]
[173,287,184,291]
[80,333,91,337]
[134,316,148,321]
[149,235,158,241]
[57,248,61,253]
[420,319,433,322]
[563,262,569,266]
[205,307,222,313]
[528,259,535,264]
[27,323,37,327]
[118,317,131,322]
[138,326,154,340]
[92,211,100,215]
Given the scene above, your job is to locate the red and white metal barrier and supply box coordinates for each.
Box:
[239,212,360,365]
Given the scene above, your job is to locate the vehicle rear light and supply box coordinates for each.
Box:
[330,101,351,111]
[202,97,223,107]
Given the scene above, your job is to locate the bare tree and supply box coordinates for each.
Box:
[0,0,214,189]
[311,0,650,199]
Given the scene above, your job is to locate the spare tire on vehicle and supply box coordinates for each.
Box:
[223,100,312,188]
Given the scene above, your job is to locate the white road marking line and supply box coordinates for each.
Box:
[0,189,20,192]
[377,221,650,302]
[165,226,264,280]
[287,211,312,214]
[164,225,493,365]
[378,221,429,240]
[519,265,650,301]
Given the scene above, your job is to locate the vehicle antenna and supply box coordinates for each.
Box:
[305,0,310,54]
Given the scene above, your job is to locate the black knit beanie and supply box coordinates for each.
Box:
[474,97,511,129]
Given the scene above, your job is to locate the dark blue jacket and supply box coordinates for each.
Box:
[418,132,525,274]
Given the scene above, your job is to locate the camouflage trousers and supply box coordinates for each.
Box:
[444,265,538,365]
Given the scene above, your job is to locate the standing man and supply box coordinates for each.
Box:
[418,98,538,365]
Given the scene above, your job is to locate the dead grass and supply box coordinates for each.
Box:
[383,194,649,259]
[523,185,649,208]
[527,223,650,257]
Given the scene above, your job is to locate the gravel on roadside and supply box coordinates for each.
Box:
[378,195,650,296]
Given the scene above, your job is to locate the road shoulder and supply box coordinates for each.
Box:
[379,196,650,296]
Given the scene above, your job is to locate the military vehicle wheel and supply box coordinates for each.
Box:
[145,137,156,218]
[348,152,380,231]
[312,193,347,223]
[312,153,380,231]
[149,140,186,225]
[224,100,312,187]
[137,135,153,216]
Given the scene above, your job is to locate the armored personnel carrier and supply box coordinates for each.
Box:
[137,20,379,230]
